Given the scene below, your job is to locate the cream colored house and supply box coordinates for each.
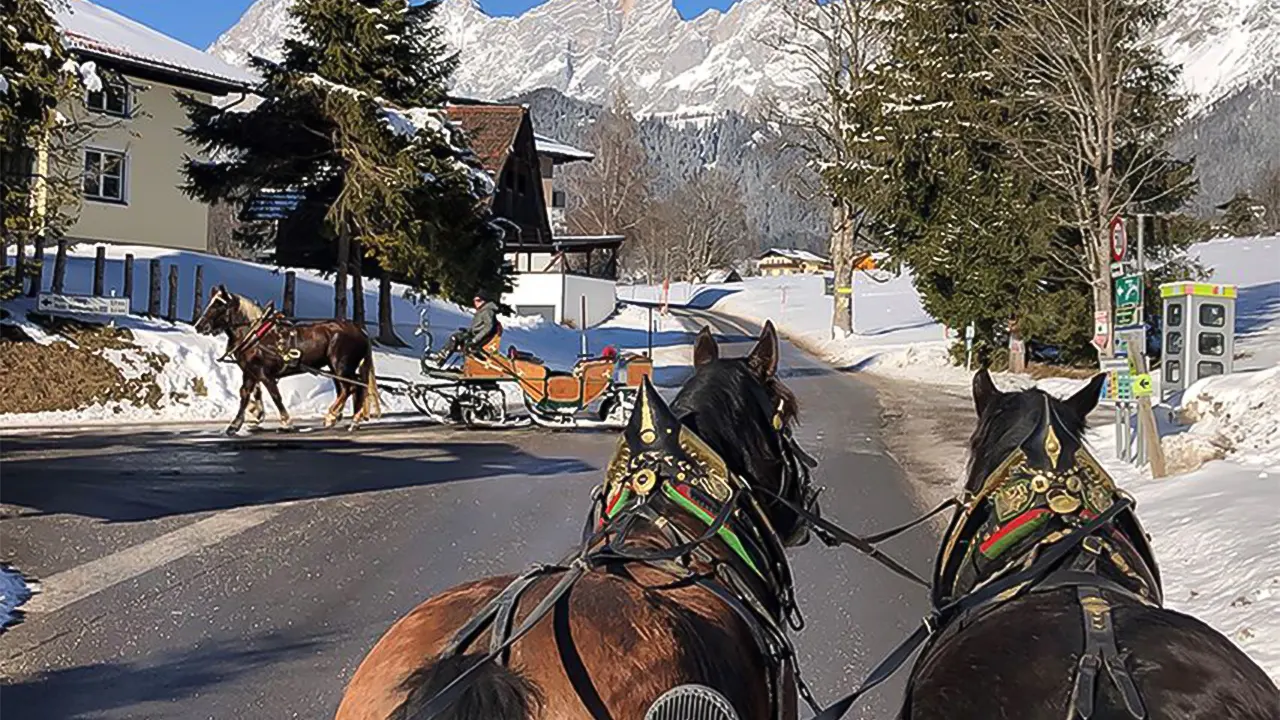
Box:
[52,0,257,252]
[755,248,833,276]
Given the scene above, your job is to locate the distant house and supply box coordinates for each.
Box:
[445,103,552,246]
[702,267,743,284]
[44,0,257,252]
[756,248,832,276]
[446,102,622,328]
[534,133,593,235]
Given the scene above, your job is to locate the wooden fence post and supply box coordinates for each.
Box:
[166,265,179,322]
[192,265,204,322]
[283,271,296,318]
[26,233,45,297]
[148,259,161,316]
[52,237,68,293]
[123,254,134,308]
[93,246,107,296]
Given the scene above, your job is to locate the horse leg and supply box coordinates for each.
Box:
[246,384,265,429]
[325,379,350,429]
[262,378,292,431]
[227,376,259,435]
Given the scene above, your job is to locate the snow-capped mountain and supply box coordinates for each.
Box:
[210,0,1279,118]
[1156,0,1280,112]
[210,0,806,119]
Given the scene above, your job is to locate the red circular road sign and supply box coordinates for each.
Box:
[1109,216,1127,262]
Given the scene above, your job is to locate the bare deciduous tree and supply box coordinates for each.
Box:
[761,0,891,336]
[666,169,749,282]
[990,0,1189,356]
[565,89,654,240]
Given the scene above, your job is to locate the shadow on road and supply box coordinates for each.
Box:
[0,433,596,523]
[0,629,331,720]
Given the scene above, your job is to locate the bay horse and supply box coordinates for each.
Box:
[194,285,381,434]
[335,322,825,720]
[894,370,1278,719]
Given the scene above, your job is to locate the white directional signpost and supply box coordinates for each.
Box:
[37,293,130,316]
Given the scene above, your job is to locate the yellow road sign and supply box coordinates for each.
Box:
[1133,373,1153,398]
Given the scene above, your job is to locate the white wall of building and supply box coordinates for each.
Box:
[506,272,617,328]
[563,274,617,328]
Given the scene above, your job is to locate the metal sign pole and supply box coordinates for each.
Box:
[647,306,654,358]
[580,295,588,358]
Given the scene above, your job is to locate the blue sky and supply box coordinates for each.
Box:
[94,0,737,50]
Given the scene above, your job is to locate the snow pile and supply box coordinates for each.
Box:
[1,565,34,630]
[1162,366,1280,473]
[1,244,676,428]
[1092,427,1280,681]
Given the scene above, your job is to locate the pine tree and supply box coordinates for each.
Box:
[179,0,506,324]
[857,0,1056,364]
[1,0,95,299]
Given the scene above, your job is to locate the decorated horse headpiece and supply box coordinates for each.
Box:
[934,394,1162,607]
[596,379,791,586]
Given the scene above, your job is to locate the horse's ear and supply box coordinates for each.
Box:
[1063,373,1106,422]
[693,326,719,367]
[623,377,681,451]
[746,320,779,380]
[973,368,1003,417]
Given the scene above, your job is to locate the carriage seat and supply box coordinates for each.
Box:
[507,346,543,365]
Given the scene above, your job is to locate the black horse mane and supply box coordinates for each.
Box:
[671,357,795,493]
[967,386,1091,490]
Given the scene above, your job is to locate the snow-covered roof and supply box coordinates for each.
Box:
[758,248,830,264]
[55,0,259,93]
[534,134,594,163]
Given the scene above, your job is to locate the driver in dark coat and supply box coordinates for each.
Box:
[432,289,499,365]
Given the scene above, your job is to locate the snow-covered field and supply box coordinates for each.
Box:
[0,244,683,428]
[634,235,1280,680]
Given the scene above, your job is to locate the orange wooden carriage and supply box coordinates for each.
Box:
[402,322,654,429]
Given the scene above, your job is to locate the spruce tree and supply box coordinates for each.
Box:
[179,0,506,321]
[1,0,91,299]
[858,0,1056,364]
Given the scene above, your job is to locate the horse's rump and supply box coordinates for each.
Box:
[906,587,1279,719]
[336,568,775,720]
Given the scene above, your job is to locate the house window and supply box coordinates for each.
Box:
[87,76,130,117]
[552,189,566,208]
[83,149,126,203]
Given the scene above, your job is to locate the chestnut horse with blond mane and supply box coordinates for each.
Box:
[194,285,380,434]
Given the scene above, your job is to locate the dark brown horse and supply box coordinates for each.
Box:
[895,371,1279,719]
[194,285,381,434]
[335,322,824,720]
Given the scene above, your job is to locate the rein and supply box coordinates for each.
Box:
[412,481,817,720]
[811,495,1137,720]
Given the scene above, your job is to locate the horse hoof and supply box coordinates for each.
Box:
[224,425,241,436]
[278,423,295,433]
[323,417,336,429]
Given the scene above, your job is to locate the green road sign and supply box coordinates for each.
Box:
[1115,274,1143,309]
[1115,305,1143,329]
[1133,373,1153,398]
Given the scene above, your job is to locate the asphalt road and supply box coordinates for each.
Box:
[0,309,939,719]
